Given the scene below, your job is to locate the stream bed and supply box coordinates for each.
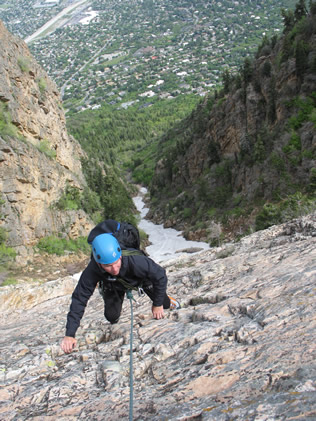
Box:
[133,187,209,263]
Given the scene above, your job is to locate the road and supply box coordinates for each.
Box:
[25,0,91,44]
[60,35,114,97]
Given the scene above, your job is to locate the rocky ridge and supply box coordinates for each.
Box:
[0,213,315,420]
[0,20,93,260]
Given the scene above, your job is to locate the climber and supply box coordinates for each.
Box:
[61,233,180,353]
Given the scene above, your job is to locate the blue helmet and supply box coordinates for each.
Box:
[91,233,121,264]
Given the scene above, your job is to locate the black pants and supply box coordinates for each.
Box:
[101,282,171,324]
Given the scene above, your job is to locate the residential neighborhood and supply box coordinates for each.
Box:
[0,0,296,112]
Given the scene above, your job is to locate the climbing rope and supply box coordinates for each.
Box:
[126,290,135,421]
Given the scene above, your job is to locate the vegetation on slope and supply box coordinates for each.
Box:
[140,0,316,243]
[66,0,315,246]
[65,95,200,222]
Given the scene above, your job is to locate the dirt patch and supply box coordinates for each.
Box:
[1,253,90,285]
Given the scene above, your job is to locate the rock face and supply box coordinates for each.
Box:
[149,13,316,236]
[0,213,315,420]
[0,20,93,259]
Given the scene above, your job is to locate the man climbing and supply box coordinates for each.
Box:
[61,230,180,354]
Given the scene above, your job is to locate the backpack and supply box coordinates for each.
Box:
[87,219,141,250]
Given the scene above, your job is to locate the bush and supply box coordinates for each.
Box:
[0,227,7,245]
[269,152,286,174]
[183,207,193,219]
[255,193,316,231]
[18,57,30,73]
[283,131,301,154]
[309,168,316,192]
[81,187,102,218]
[213,185,232,208]
[36,236,90,256]
[255,203,281,231]
[37,140,57,159]
[56,185,81,211]
[288,95,316,130]
[0,223,17,267]
[0,243,17,265]
[0,103,19,138]
[37,77,47,94]
[254,135,266,162]
[1,278,18,287]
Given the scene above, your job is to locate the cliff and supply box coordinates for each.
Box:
[0,212,315,419]
[148,9,316,241]
[0,20,93,262]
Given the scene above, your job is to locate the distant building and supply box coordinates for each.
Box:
[34,0,60,7]
[139,90,156,98]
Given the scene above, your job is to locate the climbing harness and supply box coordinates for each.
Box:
[126,290,135,421]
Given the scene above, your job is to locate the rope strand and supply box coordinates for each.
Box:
[126,290,134,421]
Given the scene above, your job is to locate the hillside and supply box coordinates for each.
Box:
[143,3,316,243]
[0,213,315,419]
[0,19,95,267]
[0,18,140,277]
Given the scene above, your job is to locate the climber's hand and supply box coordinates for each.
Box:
[61,336,77,354]
[152,305,164,319]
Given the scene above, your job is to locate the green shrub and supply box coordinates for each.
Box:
[214,160,232,180]
[0,243,17,265]
[283,131,301,154]
[1,277,18,287]
[269,152,286,174]
[254,135,266,162]
[56,185,81,211]
[36,236,90,256]
[282,192,315,219]
[207,207,216,218]
[213,185,232,208]
[36,236,65,255]
[0,227,7,245]
[81,187,102,218]
[288,95,316,130]
[18,57,30,73]
[37,140,57,159]
[255,193,316,231]
[302,149,314,159]
[0,103,18,138]
[37,77,47,94]
[310,108,316,126]
[255,203,281,231]
[56,185,103,221]
[309,168,316,192]
[183,207,193,219]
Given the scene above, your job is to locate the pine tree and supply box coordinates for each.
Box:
[281,8,295,33]
[294,0,307,22]
[222,69,231,94]
[295,40,308,78]
[242,57,253,85]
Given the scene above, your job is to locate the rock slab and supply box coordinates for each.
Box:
[0,213,315,420]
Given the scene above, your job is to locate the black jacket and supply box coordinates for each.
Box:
[65,252,168,337]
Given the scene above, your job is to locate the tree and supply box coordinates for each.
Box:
[242,57,253,85]
[281,8,295,33]
[295,40,308,78]
[267,77,277,123]
[310,0,316,15]
[222,69,231,94]
[262,61,272,78]
[294,0,307,22]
